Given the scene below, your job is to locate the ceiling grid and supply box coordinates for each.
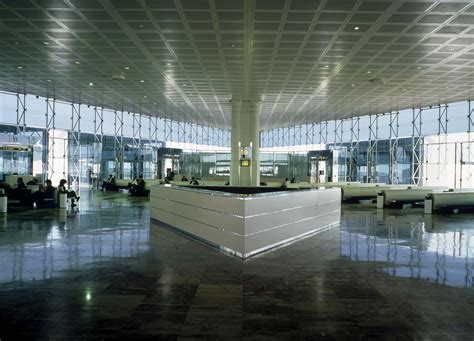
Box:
[0,0,472,129]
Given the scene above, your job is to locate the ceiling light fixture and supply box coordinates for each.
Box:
[153,102,157,105]
[231,44,235,48]
[43,41,49,45]
[354,26,359,30]
[75,61,80,64]
[124,66,130,70]
[89,82,93,86]
[325,65,329,68]
[183,84,186,87]
[140,80,145,83]
[47,79,51,82]
[366,70,371,74]
[144,95,147,98]
[417,66,421,70]
[17,66,22,69]
[403,88,407,91]
[166,63,171,66]
[351,83,355,87]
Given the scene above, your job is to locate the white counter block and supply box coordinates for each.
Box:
[150,185,341,258]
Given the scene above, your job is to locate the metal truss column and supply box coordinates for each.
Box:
[389,111,399,184]
[177,121,186,143]
[319,121,328,145]
[16,93,27,139]
[114,110,124,179]
[367,114,378,183]
[93,106,103,183]
[165,119,173,142]
[69,103,81,188]
[149,115,159,145]
[132,113,142,179]
[466,100,474,188]
[437,104,448,184]
[411,108,423,186]
[45,98,56,181]
[348,117,360,182]
[306,123,315,146]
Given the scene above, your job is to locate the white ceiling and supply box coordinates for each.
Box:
[0,0,473,130]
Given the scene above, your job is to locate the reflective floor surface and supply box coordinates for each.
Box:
[0,191,472,339]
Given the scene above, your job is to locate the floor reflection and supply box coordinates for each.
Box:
[0,190,149,284]
[341,207,473,288]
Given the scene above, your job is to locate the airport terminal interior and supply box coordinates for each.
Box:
[0,0,473,339]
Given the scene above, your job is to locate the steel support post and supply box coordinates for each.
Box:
[319,121,328,145]
[114,110,124,179]
[411,108,423,186]
[348,117,360,181]
[306,123,315,145]
[202,125,210,145]
[45,98,56,181]
[367,114,378,183]
[437,104,448,184]
[16,93,26,139]
[69,103,81,188]
[294,125,302,146]
[93,106,104,182]
[333,119,344,182]
[132,113,142,179]
[389,111,399,184]
[177,121,186,143]
[165,119,173,142]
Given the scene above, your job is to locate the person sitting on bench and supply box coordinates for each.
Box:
[31,180,55,208]
[102,174,118,191]
[10,177,31,205]
[189,177,199,186]
[58,179,80,207]
[129,175,147,196]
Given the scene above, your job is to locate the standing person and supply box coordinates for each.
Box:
[58,179,80,207]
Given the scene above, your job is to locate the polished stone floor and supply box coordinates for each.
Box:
[0,190,472,339]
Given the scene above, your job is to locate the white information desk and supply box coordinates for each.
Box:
[150,185,341,258]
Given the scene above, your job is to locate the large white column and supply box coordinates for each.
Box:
[230,99,260,186]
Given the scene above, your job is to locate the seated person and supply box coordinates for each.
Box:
[181,175,188,182]
[127,177,139,189]
[167,171,175,181]
[260,182,268,186]
[58,179,80,207]
[224,181,230,186]
[189,177,199,186]
[44,180,55,199]
[31,180,55,208]
[26,178,40,186]
[290,177,296,184]
[10,177,30,204]
[102,175,118,191]
[130,175,148,196]
[280,178,289,188]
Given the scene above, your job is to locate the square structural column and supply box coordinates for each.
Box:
[230,99,261,187]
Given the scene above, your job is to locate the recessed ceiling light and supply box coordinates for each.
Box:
[183,84,186,87]
[47,79,51,82]
[14,41,18,45]
[17,66,22,69]
[153,102,157,105]
[75,61,80,64]
[403,88,407,91]
[140,80,145,83]
[143,95,147,98]
[354,26,359,30]
[43,41,49,45]
[139,24,144,28]
[231,44,235,48]
[417,66,421,70]
[366,70,371,74]
[351,83,355,87]
[325,65,329,68]
[166,63,171,66]
[124,66,130,70]
[89,82,93,86]
[309,86,313,89]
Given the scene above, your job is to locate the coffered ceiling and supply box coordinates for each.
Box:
[0,0,473,129]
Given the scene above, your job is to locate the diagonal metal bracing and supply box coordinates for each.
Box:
[437,104,448,184]
[45,97,56,181]
[411,108,423,186]
[348,117,360,182]
[114,110,124,179]
[319,121,328,146]
[69,102,81,188]
[15,92,26,139]
[389,111,399,184]
[93,106,104,181]
[367,114,378,183]
[132,113,142,179]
